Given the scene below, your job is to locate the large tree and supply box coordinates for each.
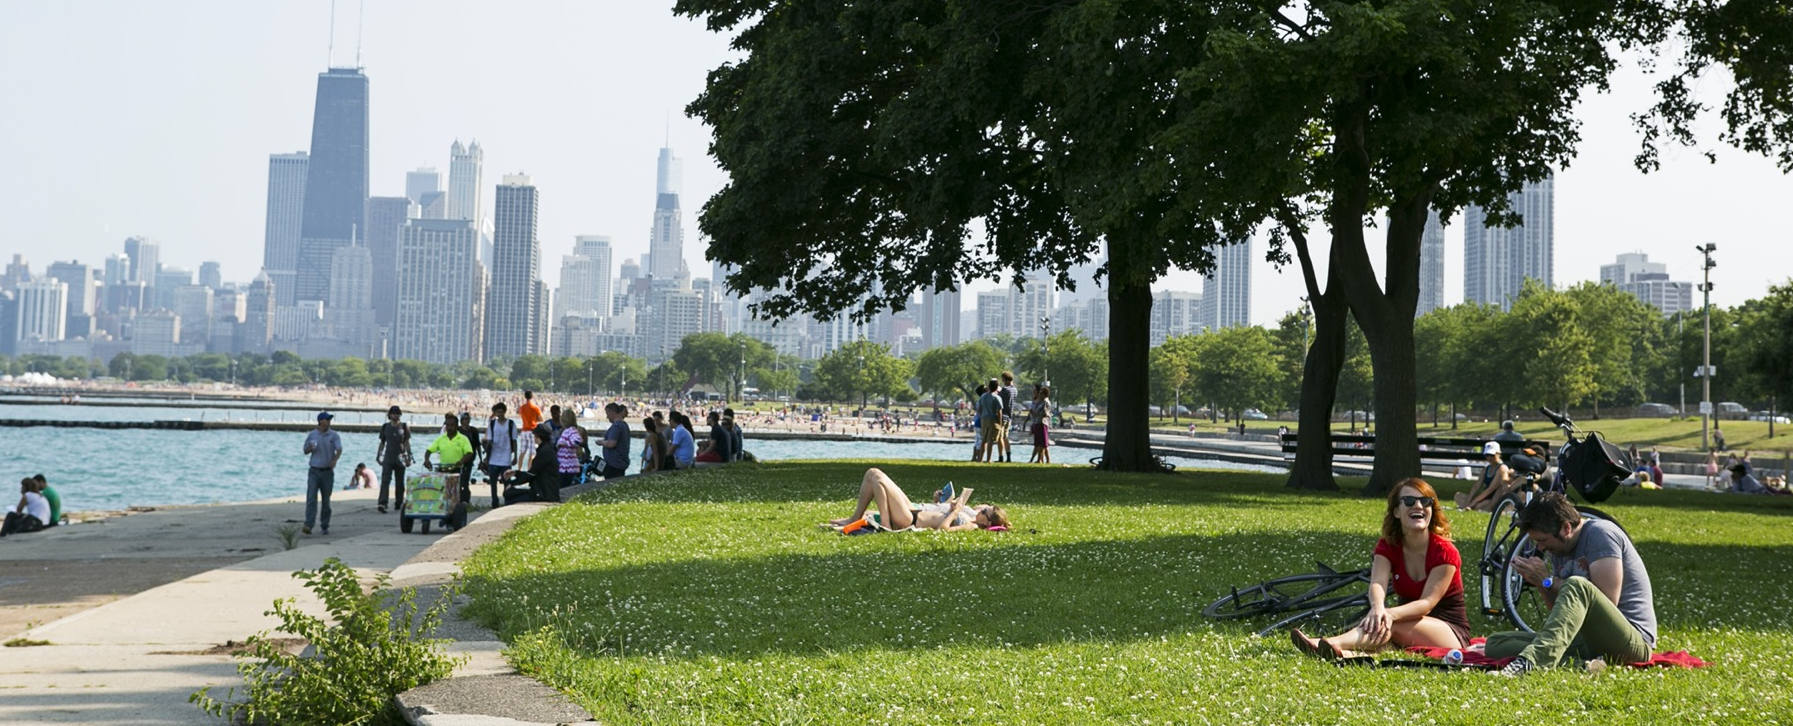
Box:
[914,341,1007,404]
[678,0,1256,472]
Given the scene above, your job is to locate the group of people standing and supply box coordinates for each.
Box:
[971,371,1056,464]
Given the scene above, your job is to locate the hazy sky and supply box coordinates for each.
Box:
[2,2,1786,329]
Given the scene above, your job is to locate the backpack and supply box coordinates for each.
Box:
[1560,432,1631,504]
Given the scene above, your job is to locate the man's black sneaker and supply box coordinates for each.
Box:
[1495,657,1535,677]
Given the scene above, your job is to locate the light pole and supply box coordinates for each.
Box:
[1039,316,1051,388]
[738,342,747,404]
[1698,243,1717,451]
[857,352,867,415]
[587,358,595,398]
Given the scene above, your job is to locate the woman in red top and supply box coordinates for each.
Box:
[1293,477,1471,658]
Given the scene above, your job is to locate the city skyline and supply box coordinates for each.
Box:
[1,3,1788,332]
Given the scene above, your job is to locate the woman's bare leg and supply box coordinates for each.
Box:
[1389,616,1462,650]
[830,468,890,526]
[831,468,917,527]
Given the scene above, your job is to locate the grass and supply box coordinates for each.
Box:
[460,461,1793,725]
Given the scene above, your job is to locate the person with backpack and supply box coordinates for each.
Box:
[483,402,520,508]
[375,406,412,514]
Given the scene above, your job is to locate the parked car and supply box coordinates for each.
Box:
[1147,405,1164,416]
[1718,402,1750,420]
[1636,402,1677,418]
[1242,408,1269,420]
[1750,411,1791,424]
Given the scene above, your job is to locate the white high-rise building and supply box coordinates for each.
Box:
[172,284,214,344]
[1464,174,1554,310]
[920,287,961,350]
[1200,239,1252,330]
[647,146,685,280]
[1417,209,1446,316]
[487,175,543,359]
[1601,252,1694,315]
[395,219,483,364]
[327,243,378,354]
[1149,290,1202,346]
[645,278,705,363]
[44,261,96,319]
[557,235,613,319]
[448,140,485,223]
[262,152,308,307]
[975,283,1054,340]
[15,279,67,343]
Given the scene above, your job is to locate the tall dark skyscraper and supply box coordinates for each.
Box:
[487,175,543,359]
[296,68,370,305]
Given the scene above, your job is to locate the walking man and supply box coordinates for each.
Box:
[598,402,631,479]
[484,403,519,507]
[376,405,411,514]
[978,379,1004,463]
[1487,492,1657,675]
[302,412,343,535]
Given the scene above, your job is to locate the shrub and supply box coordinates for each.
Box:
[191,557,465,725]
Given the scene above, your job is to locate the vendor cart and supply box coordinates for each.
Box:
[400,468,467,534]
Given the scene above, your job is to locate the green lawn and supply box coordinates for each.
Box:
[460,462,1793,724]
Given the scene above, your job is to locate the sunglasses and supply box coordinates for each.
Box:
[1398,496,1435,508]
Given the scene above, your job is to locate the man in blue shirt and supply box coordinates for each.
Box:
[977,379,1004,463]
[599,402,631,479]
[302,412,344,535]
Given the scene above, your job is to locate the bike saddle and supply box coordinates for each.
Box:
[1538,407,1571,429]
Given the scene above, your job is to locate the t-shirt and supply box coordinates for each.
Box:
[977,392,1002,422]
[378,422,410,465]
[556,426,585,474]
[708,424,735,461]
[1552,518,1658,648]
[426,432,474,469]
[669,426,697,468]
[602,419,631,470]
[1372,535,1469,638]
[486,418,518,467]
[304,429,343,469]
[1000,384,1019,418]
[41,485,61,525]
[21,491,50,523]
[518,401,542,431]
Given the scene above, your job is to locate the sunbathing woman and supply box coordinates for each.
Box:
[1292,477,1471,658]
[827,468,1009,531]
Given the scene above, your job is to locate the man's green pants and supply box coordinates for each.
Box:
[1485,576,1651,667]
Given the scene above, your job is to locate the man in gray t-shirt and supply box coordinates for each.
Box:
[1486,492,1657,675]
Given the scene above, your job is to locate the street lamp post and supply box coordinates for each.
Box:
[1039,316,1051,388]
[1698,243,1717,451]
[587,359,595,398]
[738,342,747,404]
[857,353,867,416]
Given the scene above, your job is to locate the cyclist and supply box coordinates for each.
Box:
[1292,478,1469,658]
[1487,492,1656,676]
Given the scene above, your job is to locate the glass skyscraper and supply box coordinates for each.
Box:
[1464,174,1553,311]
[296,67,370,305]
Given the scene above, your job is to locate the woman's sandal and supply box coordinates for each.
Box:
[1290,629,1326,659]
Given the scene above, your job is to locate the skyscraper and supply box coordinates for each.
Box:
[243,272,276,353]
[1150,290,1203,346]
[558,235,613,319]
[1464,174,1553,310]
[123,236,159,285]
[364,196,414,330]
[486,175,542,359]
[262,151,309,306]
[44,261,95,319]
[1601,252,1694,315]
[406,168,441,206]
[327,242,378,354]
[1417,209,1446,317]
[1200,239,1252,330]
[647,146,685,279]
[920,287,961,350]
[395,219,482,364]
[199,261,223,291]
[448,140,484,223]
[15,279,68,343]
[296,68,370,305]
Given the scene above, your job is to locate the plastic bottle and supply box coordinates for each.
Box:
[1444,649,1464,666]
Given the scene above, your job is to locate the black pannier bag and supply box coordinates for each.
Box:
[1561,431,1631,504]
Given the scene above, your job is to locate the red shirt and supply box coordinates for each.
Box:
[1373,533,1470,642]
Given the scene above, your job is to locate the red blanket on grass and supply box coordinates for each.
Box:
[1406,637,1708,669]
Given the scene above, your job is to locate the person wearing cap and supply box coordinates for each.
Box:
[302,412,344,535]
[375,405,412,514]
[1454,441,1518,512]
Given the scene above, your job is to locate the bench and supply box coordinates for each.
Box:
[1279,432,1551,464]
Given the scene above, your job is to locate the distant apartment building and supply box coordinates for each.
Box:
[1600,252,1694,316]
[394,219,483,364]
[1417,209,1446,316]
[1150,290,1203,346]
[15,279,68,343]
[1464,174,1554,310]
[1200,239,1252,330]
[486,175,544,359]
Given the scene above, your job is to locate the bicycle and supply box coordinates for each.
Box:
[1476,407,1631,632]
[1205,562,1375,638]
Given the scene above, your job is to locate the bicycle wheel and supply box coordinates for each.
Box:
[1500,532,1550,631]
[1479,494,1527,616]
[1204,570,1359,620]
[1256,595,1373,639]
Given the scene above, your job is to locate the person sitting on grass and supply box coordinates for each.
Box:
[826,467,1009,531]
[1293,478,1469,659]
[1486,491,1657,676]
[1454,442,1519,512]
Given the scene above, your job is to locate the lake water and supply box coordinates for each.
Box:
[0,407,1279,512]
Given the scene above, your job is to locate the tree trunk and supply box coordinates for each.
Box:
[1286,300,1345,491]
[1100,240,1158,472]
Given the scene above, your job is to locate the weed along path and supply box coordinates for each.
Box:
[459,461,1793,725]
